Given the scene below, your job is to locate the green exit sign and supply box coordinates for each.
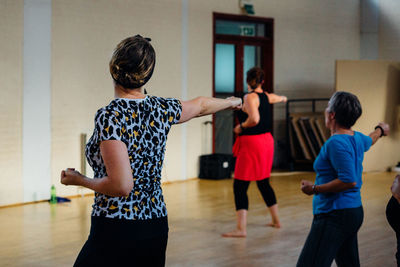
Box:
[240,25,255,36]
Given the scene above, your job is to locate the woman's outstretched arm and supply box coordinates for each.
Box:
[178,96,242,123]
[266,93,287,104]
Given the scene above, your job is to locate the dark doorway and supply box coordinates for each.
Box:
[213,12,274,153]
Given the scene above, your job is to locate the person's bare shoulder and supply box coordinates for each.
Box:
[244,92,258,101]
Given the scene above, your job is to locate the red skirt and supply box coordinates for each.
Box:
[233,132,274,181]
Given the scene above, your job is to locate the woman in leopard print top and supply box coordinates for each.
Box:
[60,35,242,267]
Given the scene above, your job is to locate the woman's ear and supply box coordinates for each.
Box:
[329,112,335,121]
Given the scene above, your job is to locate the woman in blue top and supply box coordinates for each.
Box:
[296,91,389,267]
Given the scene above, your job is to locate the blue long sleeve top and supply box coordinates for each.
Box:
[312,131,372,215]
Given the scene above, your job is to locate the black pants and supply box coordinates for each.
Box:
[386,196,400,267]
[234,178,277,210]
[74,216,168,267]
[297,206,364,267]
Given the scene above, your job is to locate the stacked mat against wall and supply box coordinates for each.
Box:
[289,112,330,164]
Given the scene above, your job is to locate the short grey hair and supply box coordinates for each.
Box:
[327,91,362,128]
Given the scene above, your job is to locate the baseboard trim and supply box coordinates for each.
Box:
[0,178,200,208]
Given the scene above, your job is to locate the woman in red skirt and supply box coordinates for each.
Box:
[223,67,287,238]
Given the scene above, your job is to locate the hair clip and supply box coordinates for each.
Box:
[133,34,151,42]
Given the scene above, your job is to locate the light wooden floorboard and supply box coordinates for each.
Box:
[0,172,397,266]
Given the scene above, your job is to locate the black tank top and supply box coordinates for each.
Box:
[236,92,272,136]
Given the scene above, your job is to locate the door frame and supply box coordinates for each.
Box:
[212,12,274,153]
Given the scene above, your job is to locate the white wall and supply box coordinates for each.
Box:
[0,0,372,205]
[379,0,400,60]
[0,0,24,206]
[184,0,361,168]
[51,0,183,196]
[51,0,361,194]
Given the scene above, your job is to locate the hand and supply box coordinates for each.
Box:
[378,122,389,136]
[233,124,242,134]
[301,180,314,195]
[226,97,242,110]
[281,96,288,103]
[61,168,84,186]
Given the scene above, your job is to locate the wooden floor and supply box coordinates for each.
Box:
[0,172,397,266]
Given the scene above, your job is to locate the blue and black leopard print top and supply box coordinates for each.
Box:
[85,95,182,220]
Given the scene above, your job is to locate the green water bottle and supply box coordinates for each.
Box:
[50,185,57,204]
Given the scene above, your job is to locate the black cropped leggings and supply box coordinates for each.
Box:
[234,178,277,210]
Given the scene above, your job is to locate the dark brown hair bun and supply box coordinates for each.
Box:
[109,35,156,89]
[246,67,264,90]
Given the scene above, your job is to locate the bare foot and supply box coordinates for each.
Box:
[267,222,281,228]
[222,229,247,238]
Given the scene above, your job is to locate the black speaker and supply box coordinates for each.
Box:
[199,153,235,179]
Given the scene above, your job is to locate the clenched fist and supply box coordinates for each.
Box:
[61,168,84,186]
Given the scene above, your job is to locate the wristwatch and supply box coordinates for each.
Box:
[312,185,318,195]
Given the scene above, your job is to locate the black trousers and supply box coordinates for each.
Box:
[386,196,400,267]
[74,216,168,267]
[297,206,364,267]
[233,177,277,210]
